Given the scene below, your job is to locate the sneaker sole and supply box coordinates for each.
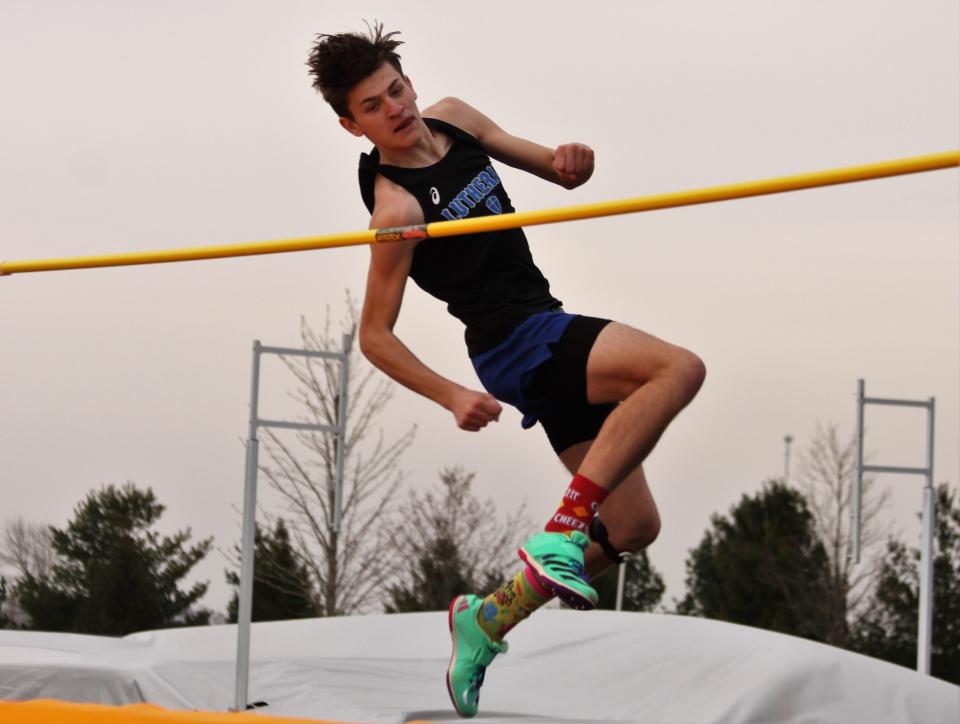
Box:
[445,595,469,717]
[518,546,596,611]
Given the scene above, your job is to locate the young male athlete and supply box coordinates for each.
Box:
[308,24,705,718]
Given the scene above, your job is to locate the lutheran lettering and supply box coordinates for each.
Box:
[440,165,503,221]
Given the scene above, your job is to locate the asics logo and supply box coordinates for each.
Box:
[430,186,440,205]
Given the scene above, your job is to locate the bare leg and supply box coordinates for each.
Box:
[558,441,660,578]
[577,322,705,490]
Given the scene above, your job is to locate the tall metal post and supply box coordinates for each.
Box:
[917,396,936,673]
[333,333,351,533]
[853,380,865,563]
[233,338,351,711]
[615,558,627,612]
[852,378,936,674]
[234,341,262,711]
[783,434,794,485]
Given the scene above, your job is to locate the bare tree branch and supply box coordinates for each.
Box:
[794,421,891,643]
[256,295,415,615]
[0,518,56,579]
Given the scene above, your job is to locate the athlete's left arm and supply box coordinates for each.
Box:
[428,97,593,190]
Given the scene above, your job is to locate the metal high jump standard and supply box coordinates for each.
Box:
[853,378,936,675]
[235,337,351,711]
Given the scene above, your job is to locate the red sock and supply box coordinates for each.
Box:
[544,473,609,535]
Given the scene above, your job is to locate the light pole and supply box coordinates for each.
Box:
[783,434,794,484]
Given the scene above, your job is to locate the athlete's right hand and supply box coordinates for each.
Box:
[449,388,502,431]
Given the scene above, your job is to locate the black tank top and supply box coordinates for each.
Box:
[358,118,561,356]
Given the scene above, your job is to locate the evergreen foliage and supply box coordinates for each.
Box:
[593,550,666,612]
[677,480,832,642]
[226,518,319,622]
[385,535,480,613]
[16,483,212,635]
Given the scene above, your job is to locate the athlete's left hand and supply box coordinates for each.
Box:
[553,143,594,188]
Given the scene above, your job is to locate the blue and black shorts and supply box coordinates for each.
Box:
[471,310,617,454]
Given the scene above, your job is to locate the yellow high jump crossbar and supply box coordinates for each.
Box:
[1,150,957,277]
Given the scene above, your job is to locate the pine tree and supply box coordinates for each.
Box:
[226,519,318,622]
[677,480,832,642]
[16,483,212,635]
[385,535,477,613]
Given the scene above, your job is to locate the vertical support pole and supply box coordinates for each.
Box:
[234,341,262,712]
[917,397,936,675]
[615,560,626,611]
[783,434,793,485]
[852,379,865,563]
[332,333,351,533]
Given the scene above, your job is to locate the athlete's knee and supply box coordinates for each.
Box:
[670,348,706,402]
[597,507,661,557]
[622,508,661,552]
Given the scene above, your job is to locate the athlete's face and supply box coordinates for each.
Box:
[340,63,420,148]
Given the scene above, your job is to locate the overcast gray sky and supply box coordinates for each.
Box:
[1,0,957,614]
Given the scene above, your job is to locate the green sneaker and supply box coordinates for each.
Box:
[519,530,597,610]
[446,594,507,718]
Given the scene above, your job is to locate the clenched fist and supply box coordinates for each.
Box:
[450,388,502,431]
[553,143,594,188]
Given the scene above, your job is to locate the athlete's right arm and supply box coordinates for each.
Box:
[359,182,502,432]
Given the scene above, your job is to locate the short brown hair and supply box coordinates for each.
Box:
[306,21,404,118]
